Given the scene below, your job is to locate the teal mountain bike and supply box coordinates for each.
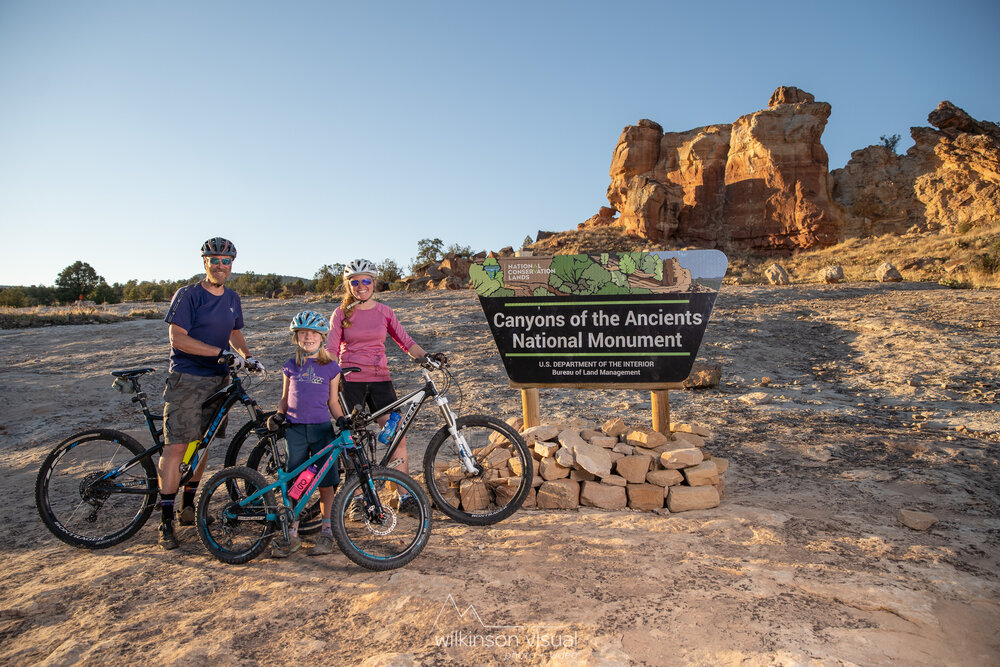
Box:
[196,409,432,569]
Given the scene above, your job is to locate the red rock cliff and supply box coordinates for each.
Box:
[601,86,841,252]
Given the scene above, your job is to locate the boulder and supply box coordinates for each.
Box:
[682,363,722,389]
[536,479,580,509]
[589,435,619,449]
[539,457,570,481]
[898,508,939,530]
[625,427,669,449]
[660,447,704,469]
[765,263,791,285]
[670,431,705,448]
[671,422,712,438]
[627,483,664,510]
[602,417,628,437]
[574,443,613,478]
[521,424,561,444]
[557,429,588,452]
[682,460,719,487]
[646,469,684,487]
[580,482,627,510]
[534,441,559,458]
[819,265,844,284]
[875,262,903,282]
[602,474,628,487]
[554,446,575,468]
[615,455,652,484]
[667,485,720,512]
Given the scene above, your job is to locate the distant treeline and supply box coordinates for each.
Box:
[0,259,407,307]
[0,239,474,307]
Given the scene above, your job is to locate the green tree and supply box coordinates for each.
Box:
[0,287,28,307]
[89,281,120,304]
[880,134,901,153]
[377,259,403,283]
[414,238,444,266]
[313,264,343,293]
[444,242,474,257]
[56,261,104,302]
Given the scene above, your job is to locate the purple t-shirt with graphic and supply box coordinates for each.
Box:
[165,282,244,376]
[282,357,342,424]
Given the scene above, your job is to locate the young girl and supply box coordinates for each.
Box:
[326,259,428,477]
[268,310,346,557]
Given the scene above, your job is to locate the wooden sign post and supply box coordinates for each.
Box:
[511,381,686,433]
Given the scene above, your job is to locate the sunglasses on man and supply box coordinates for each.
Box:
[350,278,373,286]
[207,257,233,266]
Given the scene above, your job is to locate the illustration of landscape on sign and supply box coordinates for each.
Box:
[471,251,727,298]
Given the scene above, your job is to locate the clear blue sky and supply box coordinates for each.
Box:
[1,0,997,287]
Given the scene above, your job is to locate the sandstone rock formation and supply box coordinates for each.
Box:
[832,101,1000,236]
[579,90,999,255]
[601,86,840,252]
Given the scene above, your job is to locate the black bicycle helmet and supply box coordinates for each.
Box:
[201,237,237,257]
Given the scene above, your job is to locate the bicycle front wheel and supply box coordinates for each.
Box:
[246,440,323,535]
[35,429,158,549]
[332,467,432,571]
[196,466,275,564]
[423,415,533,526]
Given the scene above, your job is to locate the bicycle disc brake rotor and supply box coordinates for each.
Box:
[363,507,398,536]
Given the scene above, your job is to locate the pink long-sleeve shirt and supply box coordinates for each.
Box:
[326,302,415,382]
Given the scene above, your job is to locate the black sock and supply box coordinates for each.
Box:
[160,493,176,524]
[182,482,199,509]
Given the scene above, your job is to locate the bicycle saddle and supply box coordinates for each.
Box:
[110,368,156,378]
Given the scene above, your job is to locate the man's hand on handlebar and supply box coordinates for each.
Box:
[218,350,246,371]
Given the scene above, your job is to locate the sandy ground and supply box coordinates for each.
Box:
[1,284,998,666]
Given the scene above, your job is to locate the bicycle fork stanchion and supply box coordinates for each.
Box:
[434,394,479,475]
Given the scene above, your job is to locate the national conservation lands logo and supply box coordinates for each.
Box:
[472,250,728,384]
[431,593,579,659]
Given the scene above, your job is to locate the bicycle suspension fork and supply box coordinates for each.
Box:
[433,395,480,475]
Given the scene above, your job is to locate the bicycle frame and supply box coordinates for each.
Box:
[340,366,479,475]
[98,368,265,491]
[240,428,387,540]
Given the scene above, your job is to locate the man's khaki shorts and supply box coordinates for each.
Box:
[163,371,230,444]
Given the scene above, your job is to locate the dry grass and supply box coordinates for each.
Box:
[527,222,1000,289]
[752,223,1000,288]
[0,305,126,329]
[0,305,169,329]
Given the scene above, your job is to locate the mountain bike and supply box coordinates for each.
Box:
[196,414,432,569]
[224,355,533,526]
[35,362,267,549]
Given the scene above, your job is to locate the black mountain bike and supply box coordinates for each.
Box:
[35,362,267,549]
[224,356,533,527]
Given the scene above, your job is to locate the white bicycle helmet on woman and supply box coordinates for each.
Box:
[342,258,378,281]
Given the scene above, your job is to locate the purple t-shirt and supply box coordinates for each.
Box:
[282,357,342,424]
[165,282,244,376]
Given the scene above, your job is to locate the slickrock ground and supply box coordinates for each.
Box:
[1,284,998,665]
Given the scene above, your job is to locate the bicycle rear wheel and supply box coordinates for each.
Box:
[196,466,274,564]
[35,429,158,549]
[246,440,323,535]
[422,415,533,526]
[331,467,431,571]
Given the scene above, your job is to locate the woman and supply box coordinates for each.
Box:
[326,259,427,475]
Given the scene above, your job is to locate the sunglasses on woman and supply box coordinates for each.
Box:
[350,278,373,286]
[207,257,233,266]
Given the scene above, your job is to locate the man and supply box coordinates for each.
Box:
[158,237,263,549]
